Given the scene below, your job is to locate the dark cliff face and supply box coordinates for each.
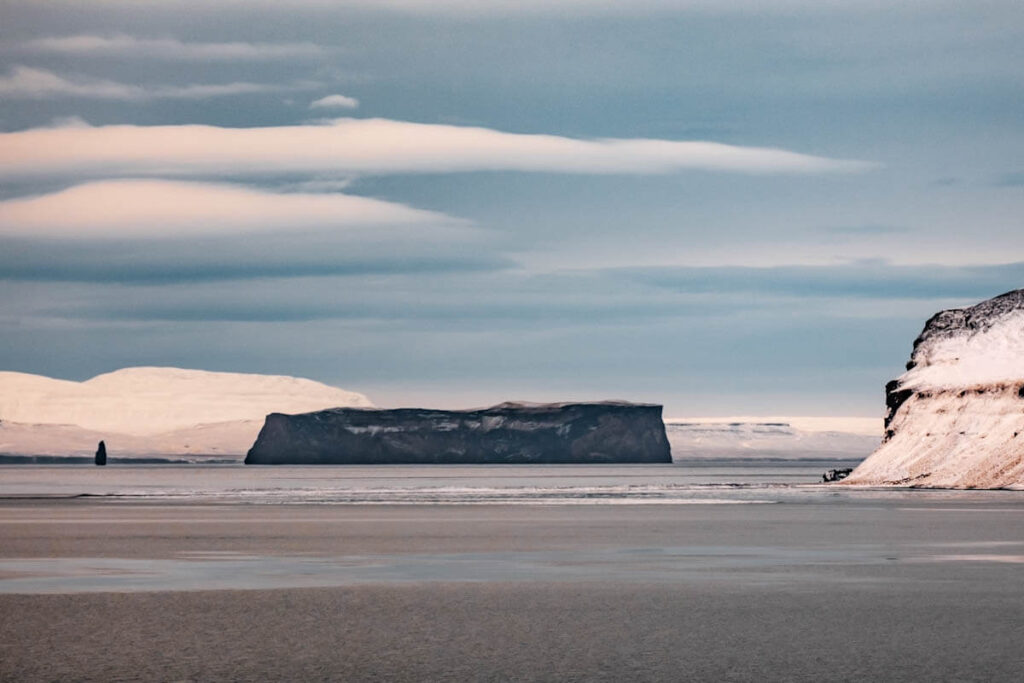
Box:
[245,401,672,465]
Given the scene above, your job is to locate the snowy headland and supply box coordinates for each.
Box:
[846,290,1024,488]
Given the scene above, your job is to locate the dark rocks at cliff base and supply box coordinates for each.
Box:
[822,468,852,483]
[245,401,672,465]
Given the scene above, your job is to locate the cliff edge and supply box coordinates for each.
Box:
[845,289,1024,488]
[245,401,671,465]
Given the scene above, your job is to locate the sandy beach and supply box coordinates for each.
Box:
[2,496,1024,681]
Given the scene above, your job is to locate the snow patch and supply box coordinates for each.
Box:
[667,416,881,436]
[665,420,878,460]
[900,309,1024,391]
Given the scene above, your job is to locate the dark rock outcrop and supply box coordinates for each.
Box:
[245,401,672,465]
[94,440,106,466]
[883,379,913,438]
[822,468,853,483]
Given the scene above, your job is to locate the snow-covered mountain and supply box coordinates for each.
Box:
[0,367,373,459]
[846,290,1024,488]
[666,418,879,460]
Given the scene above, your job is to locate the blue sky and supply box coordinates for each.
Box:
[0,0,1021,414]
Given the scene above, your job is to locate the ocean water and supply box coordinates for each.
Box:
[3,461,1024,680]
[2,459,878,504]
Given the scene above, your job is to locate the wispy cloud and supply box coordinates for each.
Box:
[310,94,360,109]
[819,224,911,235]
[0,118,876,179]
[612,261,1024,300]
[0,65,313,100]
[277,178,358,193]
[0,179,461,238]
[334,0,848,15]
[17,35,327,60]
[0,241,512,284]
[7,258,1018,326]
[31,1,961,17]
[994,171,1024,187]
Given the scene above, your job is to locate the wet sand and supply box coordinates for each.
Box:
[2,499,1024,681]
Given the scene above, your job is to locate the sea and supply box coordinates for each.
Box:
[3,459,870,504]
[4,460,1024,681]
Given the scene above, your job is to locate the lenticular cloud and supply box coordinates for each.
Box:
[0,117,875,181]
[0,179,458,238]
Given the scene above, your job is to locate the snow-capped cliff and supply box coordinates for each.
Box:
[845,290,1024,488]
[0,367,373,458]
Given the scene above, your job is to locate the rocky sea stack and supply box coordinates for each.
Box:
[245,401,671,465]
[845,289,1024,488]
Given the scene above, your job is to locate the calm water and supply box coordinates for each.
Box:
[0,460,872,504]
[3,462,1024,680]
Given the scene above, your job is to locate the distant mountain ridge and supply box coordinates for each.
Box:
[0,367,372,458]
[665,421,878,460]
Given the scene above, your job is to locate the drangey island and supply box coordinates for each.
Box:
[245,401,672,465]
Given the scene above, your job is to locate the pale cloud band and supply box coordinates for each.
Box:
[0,179,461,238]
[17,35,327,60]
[0,117,876,179]
[33,1,947,16]
[0,66,315,100]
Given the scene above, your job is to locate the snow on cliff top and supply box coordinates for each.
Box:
[666,416,881,436]
[0,367,373,436]
[898,290,1024,391]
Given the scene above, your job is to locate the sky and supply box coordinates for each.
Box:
[0,0,1021,415]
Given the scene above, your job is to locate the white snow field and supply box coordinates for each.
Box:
[899,310,1024,392]
[846,293,1024,489]
[0,367,373,459]
[665,419,879,460]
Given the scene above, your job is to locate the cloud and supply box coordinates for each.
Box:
[0,179,460,238]
[4,257,1012,416]
[1,256,990,327]
[18,1,965,17]
[612,261,1024,300]
[819,224,911,235]
[0,239,512,284]
[277,177,358,192]
[331,0,847,14]
[358,0,970,13]
[0,118,875,180]
[310,94,360,109]
[0,66,141,99]
[0,66,311,100]
[0,265,746,325]
[18,35,326,60]
[994,171,1024,187]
